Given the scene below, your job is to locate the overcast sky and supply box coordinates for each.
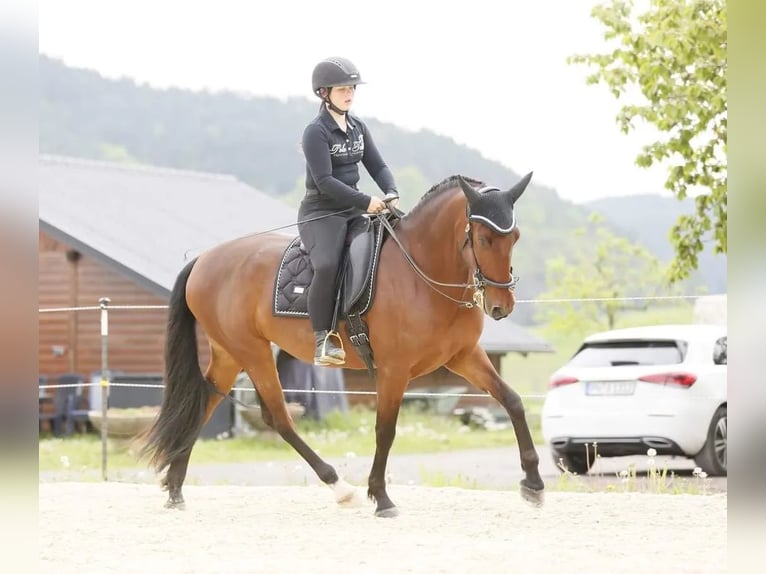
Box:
[39,0,670,204]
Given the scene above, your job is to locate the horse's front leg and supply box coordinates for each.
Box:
[446,345,545,506]
[367,370,408,518]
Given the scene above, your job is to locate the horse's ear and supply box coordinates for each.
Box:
[508,171,533,204]
[457,176,480,204]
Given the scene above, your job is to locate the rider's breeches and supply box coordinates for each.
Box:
[297,206,363,332]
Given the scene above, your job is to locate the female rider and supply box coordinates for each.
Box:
[299,57,399,366]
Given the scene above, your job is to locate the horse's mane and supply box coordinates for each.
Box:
[404,174,484,220]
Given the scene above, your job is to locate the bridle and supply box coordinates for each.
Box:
[377,192,519,310]
[463,222,519,310]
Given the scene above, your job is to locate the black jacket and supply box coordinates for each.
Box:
[302,106,397,212]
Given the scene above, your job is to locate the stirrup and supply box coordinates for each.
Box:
[315,330,345,366]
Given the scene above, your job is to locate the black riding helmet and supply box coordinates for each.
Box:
[312,57,365,114]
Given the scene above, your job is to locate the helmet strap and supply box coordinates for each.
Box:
[323,87,347,116]
[326,100,347,116]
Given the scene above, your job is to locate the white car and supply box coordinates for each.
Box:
[541,324,727,476]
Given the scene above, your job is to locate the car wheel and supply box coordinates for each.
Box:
[552,449,596,475]
[694,405,727,476]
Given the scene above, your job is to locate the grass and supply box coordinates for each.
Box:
[40,412,718,496]
[552,445,715,495]
[39,405,542,473]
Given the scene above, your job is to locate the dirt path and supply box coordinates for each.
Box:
[39,482,726,573]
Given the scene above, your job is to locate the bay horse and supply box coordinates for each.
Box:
[139,173,545,516]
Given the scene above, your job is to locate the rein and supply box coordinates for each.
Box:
[184,208,354,260]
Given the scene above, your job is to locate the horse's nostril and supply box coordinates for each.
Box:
[490,306,506,320]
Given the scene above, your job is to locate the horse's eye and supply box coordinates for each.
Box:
[478,236,489,247]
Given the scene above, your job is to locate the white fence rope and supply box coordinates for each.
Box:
[39,304,169,313]
[38,380,546,400]
[38,293,720,314]
[516,294,706,304]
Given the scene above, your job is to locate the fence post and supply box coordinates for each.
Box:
[99,297,111,481]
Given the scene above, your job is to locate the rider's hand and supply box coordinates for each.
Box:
[367,196,386,214]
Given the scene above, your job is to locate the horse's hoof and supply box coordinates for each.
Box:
[374,506,399,518]
[520,484,544,508]
[164,499,186,510]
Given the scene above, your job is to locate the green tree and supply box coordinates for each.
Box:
[568,0,727,281]
[536,214,673,338]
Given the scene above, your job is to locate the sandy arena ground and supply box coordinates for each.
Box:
[39,482,726,573]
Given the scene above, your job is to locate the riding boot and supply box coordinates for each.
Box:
[314,330,345,366]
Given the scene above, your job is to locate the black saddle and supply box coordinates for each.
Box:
[272,214,388,319]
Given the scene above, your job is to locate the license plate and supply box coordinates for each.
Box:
[585,381,636,396]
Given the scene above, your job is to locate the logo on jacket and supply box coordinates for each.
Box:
[351,134,364,153]
[329,134,365,157]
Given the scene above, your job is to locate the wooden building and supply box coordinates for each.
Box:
[39,155,553,416]
[39,230,174,378]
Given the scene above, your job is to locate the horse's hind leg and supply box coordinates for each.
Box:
[163,342,241,509]
[242,338,360,505]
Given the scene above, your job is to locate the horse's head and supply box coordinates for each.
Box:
[458,172,532,320]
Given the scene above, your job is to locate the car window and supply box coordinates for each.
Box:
[713,336,727,365]
[567,340,686,367]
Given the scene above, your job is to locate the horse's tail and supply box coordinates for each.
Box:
[138,257,210,472]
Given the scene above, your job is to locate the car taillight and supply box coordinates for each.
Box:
[549,375,579,388]
[638,372,697,388]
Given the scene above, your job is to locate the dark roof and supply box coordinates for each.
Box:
[481,317,554,353]
[39,154,553,354]
[39,154,298,297]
